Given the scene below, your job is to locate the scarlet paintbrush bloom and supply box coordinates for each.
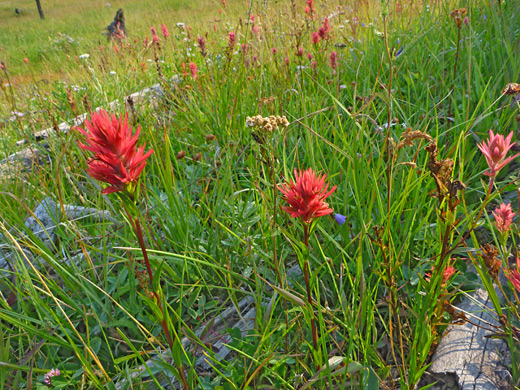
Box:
[161,23,169,40]
[477,129,519,177]
[493,203,515,233]
[507,257,520,293]
[425,265,456,285]
[76,110,153,195]
[312,32,320,45]
[329,51,338,73]
[279,168,336,223]
[189,62,198,79]
[228,31,236,48]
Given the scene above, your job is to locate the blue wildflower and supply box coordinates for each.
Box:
[334,213,347,225]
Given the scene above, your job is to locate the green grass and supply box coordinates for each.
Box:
[1,0,520,389]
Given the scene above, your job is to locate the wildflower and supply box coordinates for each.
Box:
[284,57,290,66]
[24,57,29,64]
[296,47,303,57]
[493,203,515,233]
[329,51,337,72]
[507,257,520,293]
[241,44,248,53]
[246,115,289,132]
[228,31,236,48]
[278,168,336,223]
[395,47,403,57]
[307,53,313,61]
[312,32,320,45]
[305,0,315,18]
[150,26,157,36]
[334,213,346,225]
[272,47,278,55]
[78,54,90,60]
[161,23,169,40]
[152,33,160,45]
[43,368,61,385]
[0,61,5,70]
[143,36,149,47]
[311,60,318,69]
[426,265,457,284]
[197,36,207,57]
[319,18,331,39]
[189,62,198,79]
[477,130,519,177]
[76,110,153,195]
[113,45,119,53]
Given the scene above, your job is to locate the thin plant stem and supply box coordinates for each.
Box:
[129,213,190,390]
[303,223,318,352]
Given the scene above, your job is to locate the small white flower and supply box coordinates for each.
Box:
[177,22,185,28]
[109,71,116,76]
[79,54,90,60]
[339,84,347,89]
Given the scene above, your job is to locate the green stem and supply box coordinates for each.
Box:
[129,213,189,390]
[303,224,318,351]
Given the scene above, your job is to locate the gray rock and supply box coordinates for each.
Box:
[423,285,512,390]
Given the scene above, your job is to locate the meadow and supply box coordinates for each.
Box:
[1,0,520,389]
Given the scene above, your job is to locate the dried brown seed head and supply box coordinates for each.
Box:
[502,83,520,96]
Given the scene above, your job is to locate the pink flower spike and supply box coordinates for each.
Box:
[189,62,198,79]
[477,130,519,177]
[228,31,236,48]
[492,203,515,233]
[161,24,169,40]
[506,258,520,293]
[278,168,336,224]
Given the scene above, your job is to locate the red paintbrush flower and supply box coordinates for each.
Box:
[493,203,515,233]
[76,110,153,195]
[477,129,519,177]
[278,168,336,223]
[507,257,520,294]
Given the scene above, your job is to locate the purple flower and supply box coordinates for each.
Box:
[334,213,346,225]
[395,47,403,57]
[43,368,61,385]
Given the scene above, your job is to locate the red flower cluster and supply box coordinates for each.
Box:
[507,257,520,294]
[76,110,153,195]
[426,265,456,285]
[278,168,336,223]
[161,23,169,40]
[477,129,519,177]
[493,203,515,233]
